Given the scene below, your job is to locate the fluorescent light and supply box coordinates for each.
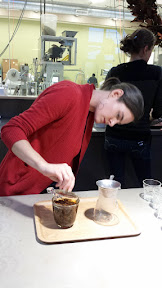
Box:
[90,0,105,3]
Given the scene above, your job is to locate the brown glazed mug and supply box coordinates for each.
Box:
[52,190,80,229]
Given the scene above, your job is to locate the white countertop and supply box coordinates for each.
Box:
[0,95,37,99]
[0,188,162,288]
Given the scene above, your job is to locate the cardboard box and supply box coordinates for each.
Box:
[2,59,19,73]
[2,72,7,81]
[11,60,18,70]
[2,59,9,73]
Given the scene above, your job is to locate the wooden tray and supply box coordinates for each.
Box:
[33,197,141,244]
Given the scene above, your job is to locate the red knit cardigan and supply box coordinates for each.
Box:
[0,81,94,196]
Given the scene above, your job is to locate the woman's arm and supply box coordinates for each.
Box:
[12,140,75,192]
[1,85,75,150]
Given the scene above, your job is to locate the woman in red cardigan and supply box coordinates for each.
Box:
[0,78,143,196]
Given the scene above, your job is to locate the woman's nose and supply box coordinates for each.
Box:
[109,119,117,127]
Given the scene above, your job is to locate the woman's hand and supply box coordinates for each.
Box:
[12,140,75,192]
[41,163,75,192]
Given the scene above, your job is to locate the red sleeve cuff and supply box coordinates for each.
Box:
[1,127,28,150]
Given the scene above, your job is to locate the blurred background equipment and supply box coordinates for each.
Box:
[5,68,21,95]
[19,64,30,95]
[3,64,36,96]
[26,81,37,96]
[33,14,78,91]
[37,29,77,90]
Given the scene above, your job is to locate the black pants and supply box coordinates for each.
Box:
[104,136,151,189]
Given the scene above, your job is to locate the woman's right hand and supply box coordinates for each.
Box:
[11,140,75,192]
[41,163,75,192]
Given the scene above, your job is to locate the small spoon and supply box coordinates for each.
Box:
[46,187,55,195]
[109,175,114,180]
[46,187,78,203]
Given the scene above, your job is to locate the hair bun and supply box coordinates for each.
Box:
[120,37,133,53]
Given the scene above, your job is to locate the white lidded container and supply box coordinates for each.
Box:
[41,14,57,36]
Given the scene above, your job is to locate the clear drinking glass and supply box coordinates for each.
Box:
[94,179,121,226]
[156,198,162,219]
[142,179,161,202]
[51,190,80,229]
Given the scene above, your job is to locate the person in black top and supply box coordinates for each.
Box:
[103,28,162,188]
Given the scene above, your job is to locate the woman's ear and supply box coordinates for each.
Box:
[110,89,124,99]
[143,45,149,54]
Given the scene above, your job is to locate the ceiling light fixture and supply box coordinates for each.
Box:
[90,0,105,3]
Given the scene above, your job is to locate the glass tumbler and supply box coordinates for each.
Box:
[156,192,162,219]
[52,190,80,229]
[143,179,161,203]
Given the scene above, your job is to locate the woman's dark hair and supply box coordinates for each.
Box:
[100,77,144,122]
[120,28,156,55]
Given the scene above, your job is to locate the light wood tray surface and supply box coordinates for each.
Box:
[33,197,141,243]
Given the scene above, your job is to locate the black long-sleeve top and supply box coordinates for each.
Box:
[105,60,162,140]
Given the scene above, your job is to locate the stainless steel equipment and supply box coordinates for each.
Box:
[20,64,29,95]
[3,64,36,96]
[37,31,77,87]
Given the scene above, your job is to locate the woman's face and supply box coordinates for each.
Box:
[94,95,134,127]
[143,45,154,62]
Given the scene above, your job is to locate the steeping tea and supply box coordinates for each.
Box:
[52,191,79,229]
